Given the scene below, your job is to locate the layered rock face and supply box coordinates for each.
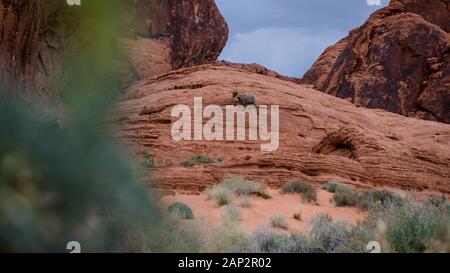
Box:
[0,0,69,103]
[128,0,228,70]
[302,0,450,124]
[0,0,228,100]
[113,64,450,194]
[165,0,228,69]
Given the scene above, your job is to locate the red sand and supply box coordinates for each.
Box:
[163,189,366,234]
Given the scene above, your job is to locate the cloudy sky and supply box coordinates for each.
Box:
[215,0,388,77]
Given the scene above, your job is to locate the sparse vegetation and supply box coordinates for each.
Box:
[330,188,405,209]
[258,190,272,200]
[205,186,233,206]
[367,199,450,253]
[238,215,370,253]
[205,177,270,207]
[197,196,450,253]
[425,194,448,208]
[357,190,404,211]
[142,152,156,169]
[281,180,317,202]
[203,214,250,253]
[168,202,194,220]
[202,203,251,253]
[309,214,366,253]
[247,228,311,253]
[332,187,359,207]
[222,177,265,196]
[269,214,289,230]
[222,205,242,223]
[322,182,351,193]
[181,155,217,167]
[239,196,252,208]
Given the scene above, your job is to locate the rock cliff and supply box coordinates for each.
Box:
[302,0,450,124]
[113,64,450,194]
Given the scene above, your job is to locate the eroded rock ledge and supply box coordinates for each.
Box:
[113,64,450,194]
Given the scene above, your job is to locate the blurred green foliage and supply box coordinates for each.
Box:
[168,203,194,220]
[0,0,193,253]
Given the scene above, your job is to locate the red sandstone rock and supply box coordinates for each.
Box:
[302,0,450,124]
[0,1,67,103]
[131,0,228,71]
[113,64,450,194]
[0,0,228,101]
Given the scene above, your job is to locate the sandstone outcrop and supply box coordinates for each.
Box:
[0,0,228,101]
[302,0,450,124]
[116,0,229,81]
[113,64,450,194]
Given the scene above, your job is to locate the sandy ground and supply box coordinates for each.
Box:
[162,189,366,234]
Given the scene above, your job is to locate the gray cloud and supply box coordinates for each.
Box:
[215,0,388,76]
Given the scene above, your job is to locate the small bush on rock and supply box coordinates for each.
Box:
[333,188,359,207]
[269,214,289,230]
[358,190,404,211]
[322,182,351,193]
[281,180,317,202]
[206,186,233,207]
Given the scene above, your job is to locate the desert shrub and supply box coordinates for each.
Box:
[137,214,201,253]
[332,188,359,207]
[249,227,354,253]
[425,194,447,208]
[236,217,370,253]
[181,155,216,167]
[206,177,269,199]
[280,180,305,194]
[239,196,252,208]
[293,211,303,221]
[205,178,270,206]
[334,224,374,253]
[426,213,450,253]
[387,211,437,253]
[250,229,292,253]
[357,190,404,211]
[204,196,450,253]
[222,177,265,196]
[309,214,348,252]
[258,190,272,200]
[207,227,250,253]
[248,228,313,253]
[142,152,156,169]
[168,202,194,220]
[367,201,449,253]
[204,211,250,253]
[205,186,233,207]
[281,180,317,202]
[222,205,242,223]
[322,182,351,193]
[309,214,370,253]
[269,214,289,230]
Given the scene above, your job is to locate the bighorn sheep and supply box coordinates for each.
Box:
[232,91,258,109]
